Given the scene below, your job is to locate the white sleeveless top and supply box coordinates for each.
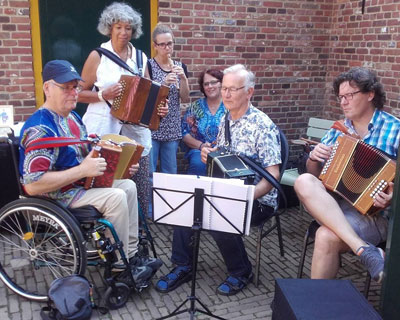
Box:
[82,40,151,156]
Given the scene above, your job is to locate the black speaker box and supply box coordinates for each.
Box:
[271,279,382,320]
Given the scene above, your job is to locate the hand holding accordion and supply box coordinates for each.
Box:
[319,135,396,215]
[84,134,144,189]
[111,75,169,130]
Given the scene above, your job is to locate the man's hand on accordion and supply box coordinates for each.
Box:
[80,149,107,178]
[200,144,217,164]
[128,163,140,177]
[373,181,393,209]
[309,143,332,162]
[102,83,123,101]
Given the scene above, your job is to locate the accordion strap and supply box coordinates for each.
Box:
[331,120,360,139]
[240,156,287,210]
[95,47,139,76]
[224,114,231,149]
[25,137,91,153]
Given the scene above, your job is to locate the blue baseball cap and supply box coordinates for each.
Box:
[42,60,82,83]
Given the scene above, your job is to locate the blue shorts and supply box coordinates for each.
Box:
[339,199,388,245]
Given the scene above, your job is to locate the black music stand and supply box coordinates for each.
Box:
[153,175,252,320]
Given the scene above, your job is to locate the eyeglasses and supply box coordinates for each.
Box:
[203,80,220,87]
[154,41,174,49]
[50,81,82,94]
[221,86,245,94]
[337,90,361,102]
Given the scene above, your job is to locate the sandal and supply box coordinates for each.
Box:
[216,273,254,296]
[155,265,192,293]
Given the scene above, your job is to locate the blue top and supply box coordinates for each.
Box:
[19,108,90,206]
[321,109,400,158]
[181,98,226,148]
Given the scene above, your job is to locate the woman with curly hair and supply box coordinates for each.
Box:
[181,68,225,175]
[78,2,163,277]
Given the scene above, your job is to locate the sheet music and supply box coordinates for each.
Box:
[153,173,254,235]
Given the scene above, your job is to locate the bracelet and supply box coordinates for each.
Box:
[199,142,204,150]
[308,151,318,162]
[98,90,105,102]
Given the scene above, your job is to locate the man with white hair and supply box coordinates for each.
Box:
[156,64,282,295]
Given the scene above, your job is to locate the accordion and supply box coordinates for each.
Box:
[84,134,144,189]
[207,149,255,184]
[319,135,396,215]
[111,75,169,130]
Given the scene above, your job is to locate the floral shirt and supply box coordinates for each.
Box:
[147,58,188,141]
[216,105,281,208]
[181,97,226,148]
[19,108,90,206]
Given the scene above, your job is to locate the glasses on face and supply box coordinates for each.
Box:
[203,80,220,87]
[337,90,361,103]
[50,81,82,94]
[154,41,174,49]
[221,86,245,94]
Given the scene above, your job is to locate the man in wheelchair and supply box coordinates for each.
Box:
[18,60,162,286]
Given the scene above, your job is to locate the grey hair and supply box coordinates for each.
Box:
[223,64,255,90]
[97,2,143,39]
[152,23,174,42]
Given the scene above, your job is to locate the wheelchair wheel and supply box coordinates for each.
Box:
[103,282,130,310]
[0,198,87,301]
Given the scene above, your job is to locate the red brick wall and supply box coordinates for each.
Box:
[0,0,36,122]
[0,0,399,139]
[325,0,400,120]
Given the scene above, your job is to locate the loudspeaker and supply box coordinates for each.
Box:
[271,279,382,320]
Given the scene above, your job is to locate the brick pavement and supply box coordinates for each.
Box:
[0,206,382,320]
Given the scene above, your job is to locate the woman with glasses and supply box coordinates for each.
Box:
[181,69,225,175]
[77,3,164,272]
[146,23,190,177]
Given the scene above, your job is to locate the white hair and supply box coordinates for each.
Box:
[97,2,143,39]
[223,64,255,90]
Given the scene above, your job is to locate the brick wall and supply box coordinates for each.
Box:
[0,0,36,122]
[0,0,399,142]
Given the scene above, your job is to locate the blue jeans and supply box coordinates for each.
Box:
[151,139,180,174]
[171,201,274,277]
[186,149,206,176]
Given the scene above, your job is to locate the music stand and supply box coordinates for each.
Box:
[153,173,254,320]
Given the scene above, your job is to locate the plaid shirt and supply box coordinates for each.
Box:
[321,110,400,158]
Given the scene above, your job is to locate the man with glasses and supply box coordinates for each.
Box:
[294,67,400,283]
[156,64,282,296]
[19,60,161,287]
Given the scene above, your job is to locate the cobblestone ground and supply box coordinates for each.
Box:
[0,207,382,319]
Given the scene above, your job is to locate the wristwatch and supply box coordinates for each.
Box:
[98,90,105,102]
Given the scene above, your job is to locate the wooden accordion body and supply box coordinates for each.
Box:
[84,134,144,189]
[319,135,396,215]
[111,75,169,130]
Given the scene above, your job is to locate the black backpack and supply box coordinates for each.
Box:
[40,275,93,320]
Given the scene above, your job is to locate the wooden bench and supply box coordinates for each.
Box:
[281,117,335,187]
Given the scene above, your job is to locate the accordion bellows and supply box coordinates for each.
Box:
[319,135,396,215]
[84,134,144,189]
[111,75,169,130]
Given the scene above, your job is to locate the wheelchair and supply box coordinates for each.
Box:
[0,136,156,310]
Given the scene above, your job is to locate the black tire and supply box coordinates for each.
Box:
[103,282,130,310]
[0,198,87,301]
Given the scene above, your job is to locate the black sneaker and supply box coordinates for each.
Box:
[358,243,385,283]
[117,264,153,287]
[130,255,163,273]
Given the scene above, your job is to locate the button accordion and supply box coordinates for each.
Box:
[84,134,144,189]
[111,75,169,130]
[206,149,255,184]
[319,135,396,215]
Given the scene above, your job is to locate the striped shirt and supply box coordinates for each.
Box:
[321,110,400,158]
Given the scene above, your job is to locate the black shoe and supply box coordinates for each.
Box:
[116,264,153,288]
[155,265,192,293]
[130,255,163,273]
